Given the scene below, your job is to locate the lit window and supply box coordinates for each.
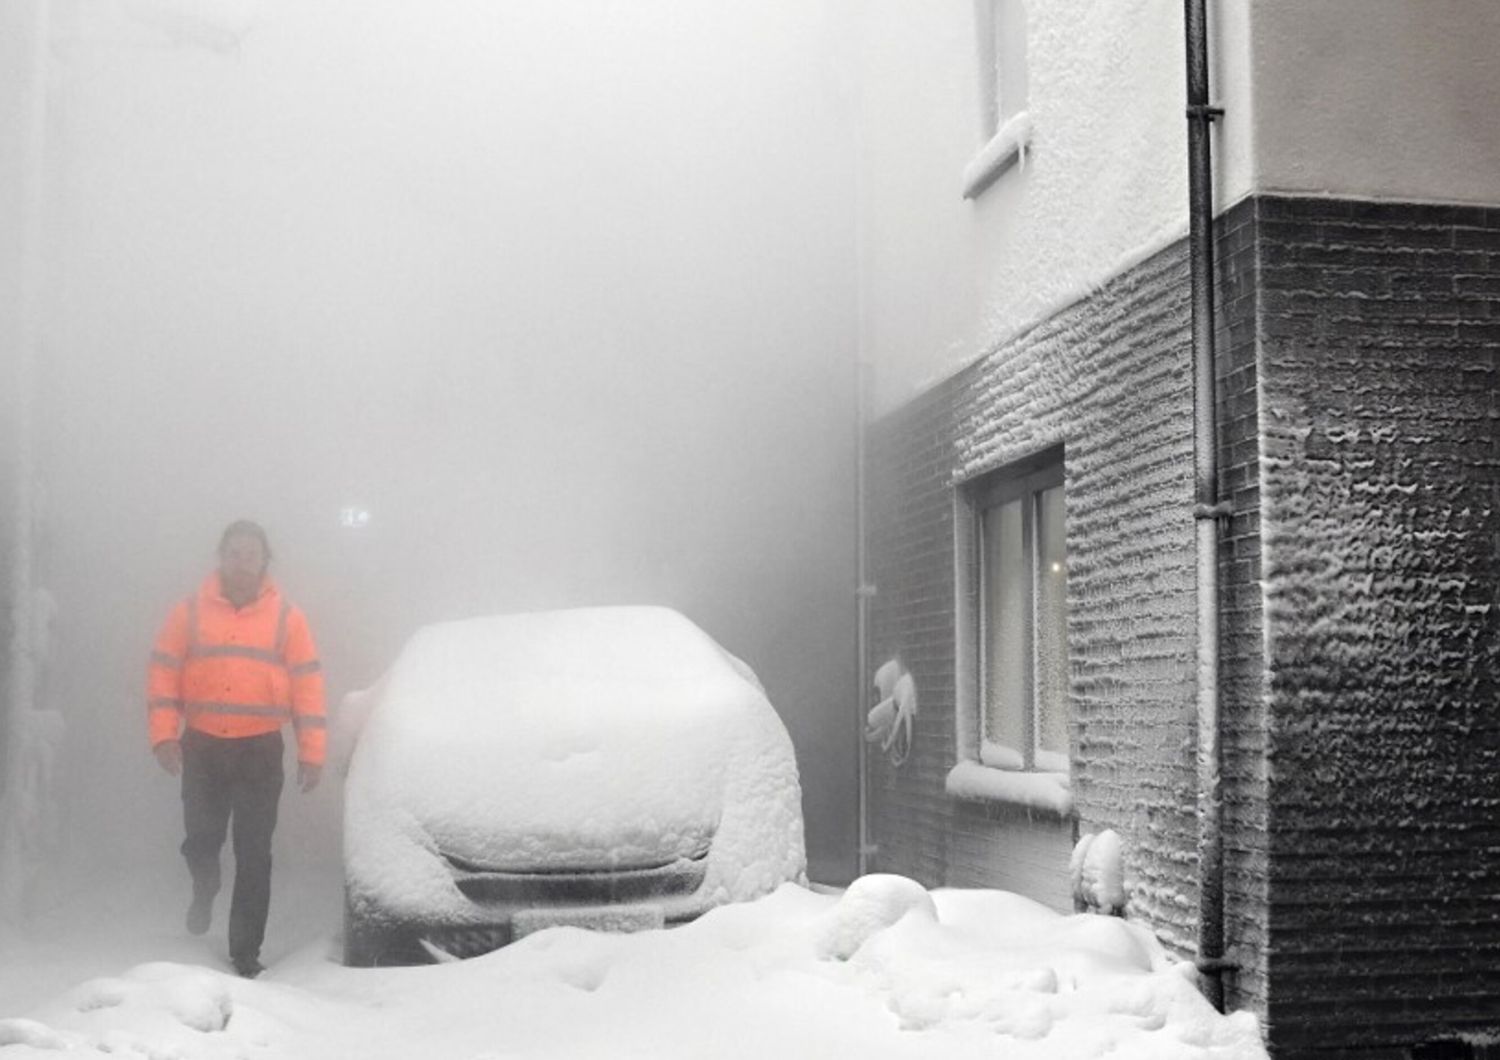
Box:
[964,451,1068,774]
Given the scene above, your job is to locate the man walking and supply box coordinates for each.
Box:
[146,520,326,978]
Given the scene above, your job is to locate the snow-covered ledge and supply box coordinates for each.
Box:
[945,762,1073,817]
[961,110,1032,200]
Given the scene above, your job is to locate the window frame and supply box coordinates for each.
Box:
[973,459,1064,770]
[962,0,1032,200]
[947,445,1072,815]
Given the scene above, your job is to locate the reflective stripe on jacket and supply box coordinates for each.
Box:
[148,574,327,765]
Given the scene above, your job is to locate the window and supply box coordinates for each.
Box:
[963,0,1031,200]
[977,461,1066,771]
[948,447,1071,813]
[977,0,1028,140]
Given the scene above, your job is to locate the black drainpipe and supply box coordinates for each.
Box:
[1185,0,1233,1013]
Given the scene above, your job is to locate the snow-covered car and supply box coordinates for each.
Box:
[341,606,806,965]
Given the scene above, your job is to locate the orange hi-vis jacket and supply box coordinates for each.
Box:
[148,574,327,766]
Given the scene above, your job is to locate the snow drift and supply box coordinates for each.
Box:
[1,874,1268,1059]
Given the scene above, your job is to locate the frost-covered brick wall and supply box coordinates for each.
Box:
[866,236,1268,989]
[1215,198,1270,1024]
[1257,197,1500,1057]
[864,167,1497,1057]
[864,379,970,890]
[866,195,1500,1054]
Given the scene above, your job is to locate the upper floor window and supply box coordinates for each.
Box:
[963,0,1031,200]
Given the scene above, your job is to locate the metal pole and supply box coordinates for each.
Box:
[855,358,872,878]
[852,53,875,877]
[1185,0,1230,1013]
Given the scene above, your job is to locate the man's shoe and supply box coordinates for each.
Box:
[232,956,264,979]
[186,895,212,936]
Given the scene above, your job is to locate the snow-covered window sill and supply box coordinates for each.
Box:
[961,110,1032,201]
[945,761,1073,817]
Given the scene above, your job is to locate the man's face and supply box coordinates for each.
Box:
[219,534,268,600]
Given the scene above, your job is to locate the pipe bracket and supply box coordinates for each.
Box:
[1195,956,1240,975]
[1186,104,1225,121]
[1194,502,1233,521]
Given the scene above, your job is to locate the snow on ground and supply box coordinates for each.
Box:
[0,859,344,1019]
[0,867,1266,1059]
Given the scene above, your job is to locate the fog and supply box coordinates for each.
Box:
[5,0,861,890]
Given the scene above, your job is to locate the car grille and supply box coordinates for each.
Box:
[443,851,710,905]
[420,923,513,959]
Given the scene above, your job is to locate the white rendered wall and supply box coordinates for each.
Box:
[856,0,1257,414]
[1249,0,1500,205]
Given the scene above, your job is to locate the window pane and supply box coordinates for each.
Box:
[975,0,999,137]
[982,498,1027,760]
[1034,484,1068,768]
[994,0,1029,123]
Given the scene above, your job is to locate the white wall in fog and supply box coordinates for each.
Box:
[1248,0,1500,204]
[38,0,859,881]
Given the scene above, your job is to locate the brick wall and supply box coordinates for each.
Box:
[865,378,971,892]
[864,194,1499,1057]
[1256,197,1500,1057]
[865,236,1236,961]
[1217,197,1272,1023]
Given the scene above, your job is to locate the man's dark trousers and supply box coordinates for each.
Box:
[180,728,284,966]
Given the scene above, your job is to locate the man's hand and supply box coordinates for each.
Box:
[153,740,183,776]
[298,761,322,793]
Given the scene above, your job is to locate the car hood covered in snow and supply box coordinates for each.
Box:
[343,606,805,925]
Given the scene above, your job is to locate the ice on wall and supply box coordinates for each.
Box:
[1070,829,1126,915]
[2,877,1269,1058]
[1255,281,1500,1029]
[864,658,916,765]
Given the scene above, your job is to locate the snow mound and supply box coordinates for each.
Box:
[815,873,937,960]
[158,971,234,1033]
[845,887,1262,1054]
[7,963,272,1060]
[4,881,1267,1059]
[0,1017,74,1049]
[69,964,233,1033]
[1071,829,1127,914]
[72,977,128,1012]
